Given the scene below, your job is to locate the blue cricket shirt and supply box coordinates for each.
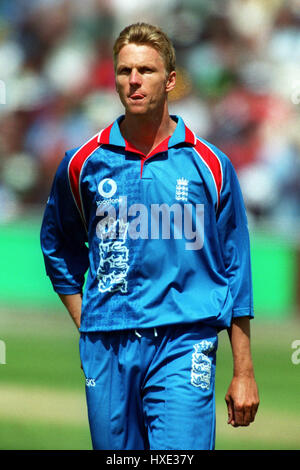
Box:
[40,115,254,332]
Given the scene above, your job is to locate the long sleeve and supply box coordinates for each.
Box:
[40,151,89,294]
[216,157,254,319]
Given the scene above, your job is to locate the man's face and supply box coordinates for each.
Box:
[115,43,176,116]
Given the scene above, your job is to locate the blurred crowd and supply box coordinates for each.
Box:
[0,0,300,234]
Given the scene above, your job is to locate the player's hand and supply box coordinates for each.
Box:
[225,375,259,427]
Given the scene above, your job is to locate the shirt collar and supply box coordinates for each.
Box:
[97,115,196,154]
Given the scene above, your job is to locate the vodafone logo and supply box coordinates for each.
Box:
[98,178,117,198]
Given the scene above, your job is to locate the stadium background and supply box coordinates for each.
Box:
[0,0,300,450]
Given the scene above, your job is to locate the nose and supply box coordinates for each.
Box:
[129,69,142,86]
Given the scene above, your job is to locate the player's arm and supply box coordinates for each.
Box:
[58,293,83,331]
[40,151,89,326]
[225,316,259,426]
[216,154,259,426]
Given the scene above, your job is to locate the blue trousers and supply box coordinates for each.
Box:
[79,322,218,450]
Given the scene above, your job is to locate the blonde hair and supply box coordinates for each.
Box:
[113,22,176,75]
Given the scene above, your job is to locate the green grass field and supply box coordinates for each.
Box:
[0,307,300,450]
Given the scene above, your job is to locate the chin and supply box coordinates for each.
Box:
[126,105,149,115]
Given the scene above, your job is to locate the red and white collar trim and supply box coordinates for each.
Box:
[97,115,197,151]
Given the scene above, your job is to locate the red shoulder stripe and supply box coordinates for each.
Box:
[68,134,100,228]
[98,122,114,145]
[194,139,223,208]
[184,125,196,146]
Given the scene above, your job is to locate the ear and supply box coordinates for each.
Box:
[165,71,176,94]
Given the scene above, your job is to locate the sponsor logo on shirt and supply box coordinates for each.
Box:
[97,178,120,207]
[98,178,117,198]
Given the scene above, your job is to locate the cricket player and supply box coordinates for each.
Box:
[40,22,259,450]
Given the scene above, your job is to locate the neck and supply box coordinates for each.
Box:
[120,105,176,156]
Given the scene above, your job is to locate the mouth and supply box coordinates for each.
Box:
[128,93,145,101]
